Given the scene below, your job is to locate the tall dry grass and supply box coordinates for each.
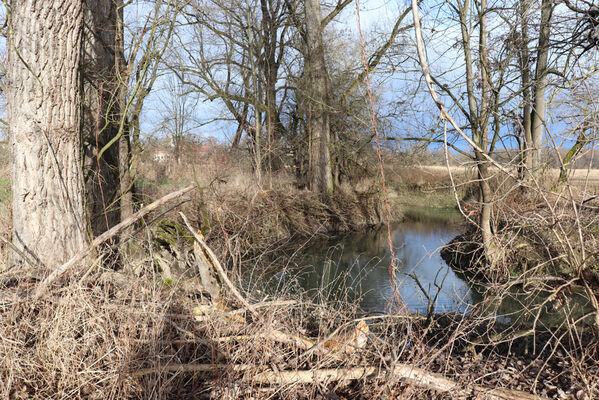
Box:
[2,262,597,399]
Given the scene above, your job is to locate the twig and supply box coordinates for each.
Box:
[132,363,251,377]
[31,185,196,300]
[0,236,42,271]
[194,300,297,322]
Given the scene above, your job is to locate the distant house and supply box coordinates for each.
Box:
[148,136,221,163]
[153,150,170,162]
[198,144,212,157]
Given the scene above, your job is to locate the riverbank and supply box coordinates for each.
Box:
[1,268,596,399]
[440,195,599,289]
[135,155,424,271]
[1,159,598,398]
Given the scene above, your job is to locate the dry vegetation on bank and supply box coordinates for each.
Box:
[1,230,597,400]
[132,151,398,269]
[1,150,598,399]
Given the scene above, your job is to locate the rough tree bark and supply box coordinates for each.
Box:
[305,0,333,193]
[82,0,123,236]
[8,0,88,267]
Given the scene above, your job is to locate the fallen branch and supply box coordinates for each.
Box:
[193,300,297,322]
[31,185,196,300]
[133,362,549,400]
[263,328,317,350]
[180,212,258,317]
[132,363,251,377]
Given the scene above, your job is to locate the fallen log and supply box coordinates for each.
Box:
[180,212,258,317]
[133,362,550,400]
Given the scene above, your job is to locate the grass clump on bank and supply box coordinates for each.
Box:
[134,153,400,268]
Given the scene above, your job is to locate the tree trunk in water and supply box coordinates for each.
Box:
[82,0,122,236]
[476,153,497,266]
[8,0,88,268]
[305,0,333,193]
[458,0,497,267]
[530,0,553,172]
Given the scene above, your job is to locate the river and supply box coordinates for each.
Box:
[245,206,592,328]
[245,207,469,314]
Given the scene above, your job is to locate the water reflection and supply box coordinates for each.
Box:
[248,208,592,328]
[271,212,471,314]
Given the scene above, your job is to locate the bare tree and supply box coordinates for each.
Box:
[116,0,179,231]
[529,0,553,172]
[158,74,198,164]
[174,0,414,190]
[304,0,333,193]
[518,0,533,177]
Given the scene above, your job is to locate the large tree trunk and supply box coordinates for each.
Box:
[305,0,333,193]
[8,0,88,268]
[530,0,553,171]
[82,0,122,236]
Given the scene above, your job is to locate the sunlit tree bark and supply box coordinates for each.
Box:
[8,0,88,267]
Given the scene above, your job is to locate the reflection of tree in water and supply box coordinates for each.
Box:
[283,219,471,313]
[263,216,592,326]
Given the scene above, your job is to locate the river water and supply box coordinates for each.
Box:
[250,207,471,314]
[247,207,592,326]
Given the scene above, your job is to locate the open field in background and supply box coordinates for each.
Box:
[1,153,598,212]
[1,143,599,221]
[421,165,599,191]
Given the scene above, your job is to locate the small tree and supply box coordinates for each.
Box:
[158,75,198,164]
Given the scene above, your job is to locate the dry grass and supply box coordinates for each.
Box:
[422,165,599,191]
[2,263,597,399]
[0,259,435,399]
[0,150,598,398]
[0,273,196,399]
[134,154,394,272]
